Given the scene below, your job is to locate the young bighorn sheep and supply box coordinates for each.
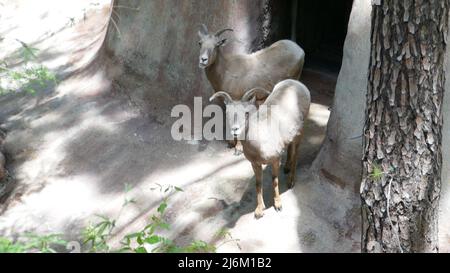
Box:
[198,24,305,101]
[210,79,311,218]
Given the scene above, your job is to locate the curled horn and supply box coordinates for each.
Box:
[215,28,234,37]
[209,91,233,104]
[241,87,271,102]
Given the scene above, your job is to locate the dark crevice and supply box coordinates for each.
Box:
[295,0,353,75]
[262,0,353,99]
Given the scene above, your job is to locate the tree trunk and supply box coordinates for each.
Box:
[361,0,449,253]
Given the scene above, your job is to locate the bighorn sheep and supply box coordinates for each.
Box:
[209,79,311,218]
[198,24,305,101]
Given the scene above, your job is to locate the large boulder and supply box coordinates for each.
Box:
[311,0,371,192]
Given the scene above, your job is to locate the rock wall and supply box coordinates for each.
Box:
[104,0,291,114]
[311,0,371,192]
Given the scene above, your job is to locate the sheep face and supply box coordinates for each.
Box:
[197,24,233,69]
[225,100,257,138]
[209,90,261,139]
[198,35,222,68]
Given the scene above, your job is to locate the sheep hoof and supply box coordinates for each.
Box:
[274,203,282,212]
[254,207,265,219]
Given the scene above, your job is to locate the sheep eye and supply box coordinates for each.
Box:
[198,41,202,46]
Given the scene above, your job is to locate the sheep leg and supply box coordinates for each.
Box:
[251,163,265,219]
[234,140,243,156]
[284,142,294,174]
[228,139,243,155]
[227,139,237,148]
[272,159,282,211]
[287,135,302,189]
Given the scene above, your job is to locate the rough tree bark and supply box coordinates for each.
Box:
[361,0,449,252]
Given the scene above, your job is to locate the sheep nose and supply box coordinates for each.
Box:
[231,127,239,136]
[201,57,208,63]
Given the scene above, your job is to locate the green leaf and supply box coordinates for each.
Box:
[157,202,167,214]
[124,232,141,239]
[95,214,111,222]
[143,223,154,233]
[215,228,230,238]
[19,43,38,62]
[159,222,170,230]
[369,163,384,181]
[0,237,26,253]
[25,87,36,95]
[117,246,132,253]
[144,235,161,244]
[135,246,147,253]
[184,240,216,253]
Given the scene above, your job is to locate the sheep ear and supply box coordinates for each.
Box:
[216,38,227,47]
[198,30,206,39]
[198,24,208,37]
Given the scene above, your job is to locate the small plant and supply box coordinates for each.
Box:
[123,183,137,207]
[0,233,66,253]
[215,227,242,251]
[0,40,57,95]
[184,240,216,253]
[119,198,215,253]
[22,233,67,253]
[0,237,26,253]
[1,183,225,253]
[368,163,395,182]
[119,199,172,253]
[368,163,385,181]
[215,227,230,239]
[82,215,115,253]
[149,183,183,194]
[16,40,38,62]
[119,184,215,253]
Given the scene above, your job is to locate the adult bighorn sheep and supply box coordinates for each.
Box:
[209,79,311,218]
[198,24,305,101]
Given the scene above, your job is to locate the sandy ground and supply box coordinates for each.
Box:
[0,0,360,252]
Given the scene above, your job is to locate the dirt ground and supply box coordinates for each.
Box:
[0,0,360,252]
